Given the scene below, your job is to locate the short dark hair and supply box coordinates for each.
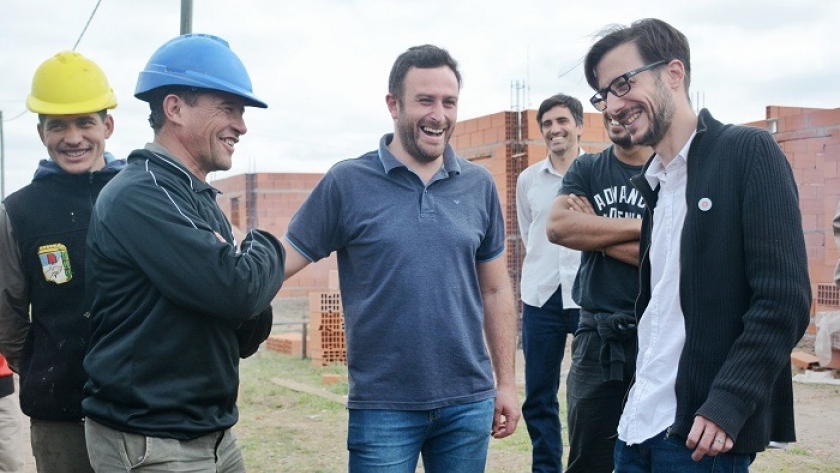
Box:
[536,94,584,127]
[146,87,201,132]
[388,45,462,100]
[584,18,691,92]
[38,109,107,124]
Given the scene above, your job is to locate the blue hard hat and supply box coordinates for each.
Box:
[135,34,267,108]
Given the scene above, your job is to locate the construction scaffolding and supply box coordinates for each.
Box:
[507,81,530,342]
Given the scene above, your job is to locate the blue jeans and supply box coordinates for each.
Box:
[521,288,579,473]
[347,398,494,473]
[614,429,755,472]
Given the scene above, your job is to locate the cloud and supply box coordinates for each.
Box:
[1,0,838,195]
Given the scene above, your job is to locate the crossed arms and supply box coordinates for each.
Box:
[546,193,641,266]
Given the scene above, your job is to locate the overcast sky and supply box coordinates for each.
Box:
[1,0,838,195]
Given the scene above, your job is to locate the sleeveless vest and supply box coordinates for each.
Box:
[4,167,117,420]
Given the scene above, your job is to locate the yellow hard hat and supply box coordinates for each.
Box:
[26,51,117,115]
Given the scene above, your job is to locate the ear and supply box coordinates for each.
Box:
[162,94,185,125]
[386,93,399,120]
[103,114,115,139]
[665,59,686,91]
[36,122,46,146]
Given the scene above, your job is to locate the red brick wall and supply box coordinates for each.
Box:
[581,112,613,153]
[763,106,840,292]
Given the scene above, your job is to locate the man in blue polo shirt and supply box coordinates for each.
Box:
[284,44,520,473]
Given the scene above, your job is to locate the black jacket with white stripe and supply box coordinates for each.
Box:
[83,145,284,440]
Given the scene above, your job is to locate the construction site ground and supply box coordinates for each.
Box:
[13,301,840,472]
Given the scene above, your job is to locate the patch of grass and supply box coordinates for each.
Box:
[238,349,542,472]
[236,349,840,473]
[238,350,348,472]
[752,447,840,473]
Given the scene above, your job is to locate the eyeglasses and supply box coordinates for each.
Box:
[589,59,671,111]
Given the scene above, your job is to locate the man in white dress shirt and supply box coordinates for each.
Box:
[515,93,584,473]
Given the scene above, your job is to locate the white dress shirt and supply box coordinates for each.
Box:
[516,155,582,309]
[618,132,696,445]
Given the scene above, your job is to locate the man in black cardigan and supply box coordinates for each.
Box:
[582,18,811,472]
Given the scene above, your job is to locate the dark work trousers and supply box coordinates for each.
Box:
[30,419,94,473]
[521,287,580,473]
[565,317,636,473]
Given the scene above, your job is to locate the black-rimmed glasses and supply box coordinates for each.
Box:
[589,59,670,111]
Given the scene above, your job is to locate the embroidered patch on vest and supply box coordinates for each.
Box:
[38,244,72,284]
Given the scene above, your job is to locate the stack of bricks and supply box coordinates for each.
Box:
[813,283,840,369]
[265,332,309,357]
[309,291,347,367]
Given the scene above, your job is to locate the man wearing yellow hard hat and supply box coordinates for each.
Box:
[0,50,123,473]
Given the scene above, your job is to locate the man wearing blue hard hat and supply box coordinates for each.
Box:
[82,34,284,472]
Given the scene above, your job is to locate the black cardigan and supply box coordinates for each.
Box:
[630,109,811,454]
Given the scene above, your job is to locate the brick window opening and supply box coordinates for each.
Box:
[817,283,840,307]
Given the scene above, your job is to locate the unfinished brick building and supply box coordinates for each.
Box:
[212,106,840,328]
[748,106,840,335]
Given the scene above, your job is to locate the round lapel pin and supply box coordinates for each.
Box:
[698,198,712,211]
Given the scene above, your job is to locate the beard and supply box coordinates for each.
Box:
[395,114,450,164]
[632,77,675,147]
[610,131,634,149]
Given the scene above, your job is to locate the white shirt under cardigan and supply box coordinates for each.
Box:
[618,131,696,445]
[516,153,583,309]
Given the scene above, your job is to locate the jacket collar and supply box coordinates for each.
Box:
[32,151,125,181]
[135,143,218,194]
[629,108,718,208]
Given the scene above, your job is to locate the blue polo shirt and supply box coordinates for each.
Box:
[286,134,505,410]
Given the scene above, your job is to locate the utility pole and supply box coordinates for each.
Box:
[0,110,5,199]
[180,0,193,35]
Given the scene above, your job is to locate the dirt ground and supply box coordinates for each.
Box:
[260,301,840,471]
[12,373,838,473]
[14,304,840,473]
[516,343,840,470]
[779,336,840,468]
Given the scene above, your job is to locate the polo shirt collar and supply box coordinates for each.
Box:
[377,133,461,176]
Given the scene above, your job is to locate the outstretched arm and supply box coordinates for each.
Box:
[478,255,520,439]
[282,238,313,281]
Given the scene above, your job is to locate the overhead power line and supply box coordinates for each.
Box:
[73,0,103,50]
[1,110,28,123]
